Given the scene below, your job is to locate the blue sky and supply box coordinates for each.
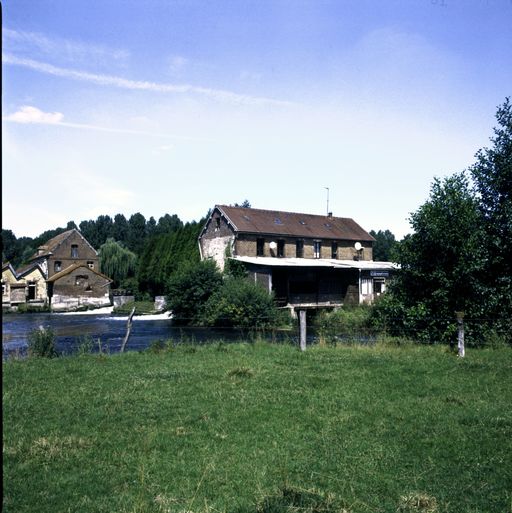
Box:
[3,0,511,239]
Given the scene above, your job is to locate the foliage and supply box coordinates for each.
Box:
[232,199,252,208]
[166,259,223,324]
[374,99,512,345]
[98,238,137,288]
[469,96,512,332]
[369,229,397,261]
[27,327,58,358]
[314,305,374,345]
[376,173,488,343]
[1,229,18,264]
[224,255,249,278]
[202,276,282,328]
[3,344,512,513]
[137,220,203,296]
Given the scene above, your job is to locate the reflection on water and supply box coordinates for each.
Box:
[2,312,300,358]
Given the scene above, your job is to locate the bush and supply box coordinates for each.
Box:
[166,259,223,325]
[314,305,374,345]
[202,277,284,328]
[76,335,95,356]
[28,327,58,358]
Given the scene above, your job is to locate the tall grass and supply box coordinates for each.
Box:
[3,343,512,513]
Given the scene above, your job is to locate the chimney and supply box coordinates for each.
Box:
[328,212,333,218]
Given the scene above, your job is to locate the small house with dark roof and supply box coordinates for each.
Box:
[2,261,48,308]
[199,205,397,310]
[3,229,112,311]
[46,263,112,311]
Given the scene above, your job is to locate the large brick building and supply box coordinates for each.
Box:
[199,205,396,311]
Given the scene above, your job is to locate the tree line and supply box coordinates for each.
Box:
[1,212,207,298]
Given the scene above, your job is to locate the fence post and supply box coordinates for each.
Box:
[456,311,465,358]
[120,306,136,353]
[299,309,307,351]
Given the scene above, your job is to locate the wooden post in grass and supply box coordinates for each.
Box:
[299,309,307,351]
[456,311,465,358]
[120,306,136,353]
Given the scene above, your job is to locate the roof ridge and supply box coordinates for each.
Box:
[217,204,351,220]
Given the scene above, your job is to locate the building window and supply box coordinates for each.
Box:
[71,244,78,258]
[257,238,264,256]
[314,241,321,259]
[2,282,6,296]
[296,240,304,258]
[361,278,373,296]
[28,283,36,301]
[87,261,94,269]
[331,242,338,259]
[54,261,62,273]
[277,239,285,258]
[75,275,89,287]
[374,279,385,296]
[214,217,221,231]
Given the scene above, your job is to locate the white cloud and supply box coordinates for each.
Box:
[3,105,212,141]
[3,53,295,107]
[4,105,64,124]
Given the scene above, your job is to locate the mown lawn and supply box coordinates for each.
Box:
[3,342,512,513]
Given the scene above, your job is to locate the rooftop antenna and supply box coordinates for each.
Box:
[324,187,330,216]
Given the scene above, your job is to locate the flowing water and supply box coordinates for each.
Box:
[2,312,300,358]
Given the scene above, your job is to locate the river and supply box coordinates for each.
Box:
[2,311,300,358]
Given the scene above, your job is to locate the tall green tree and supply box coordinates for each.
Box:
[374,99,512,344]
[99,238,137,289]
[112,214,129,243]
[1,229,18,264]
[375,173,484,343]
[369,229,397,261]
[469,97,512,322]
[166,259,223,324]
[127,213,147,254]
[137,221,202,296]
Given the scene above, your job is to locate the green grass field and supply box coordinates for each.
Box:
[3,342,512,513]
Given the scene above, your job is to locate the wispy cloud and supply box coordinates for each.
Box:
[3,105,213,141]
[3,53,295,107]
[4,28,129,67]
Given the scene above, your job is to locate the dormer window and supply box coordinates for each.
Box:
[71,245,78,258]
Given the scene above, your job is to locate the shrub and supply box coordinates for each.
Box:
[314,305,374,345]
[76,335,95,356]
[166,259,223,325]
[28,327,58,358]
[202,277,283,328]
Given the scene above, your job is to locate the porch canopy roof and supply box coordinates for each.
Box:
[232,256,399,271]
